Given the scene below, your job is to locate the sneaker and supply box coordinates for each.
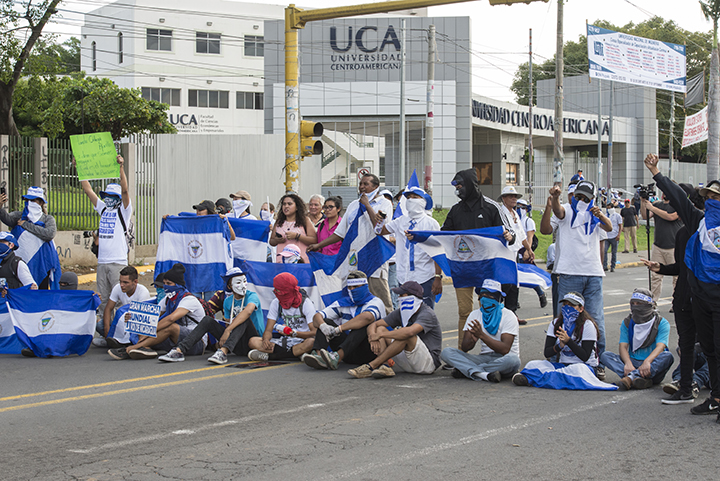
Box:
[692,381,700,399]
[247,349,269,362]
[108,347,130,360]
[319,349,339,370]
[371,364,396,379]
[595,367,606,381]
[662,390,696,405]
[92,337,107,348]
[633,249,637,253]
[622,250,629,253]
[691,397,720,415]
[616,376,632,391]
[539,293,548,308]
[348,363,373,379]
[662,380,680,395]
[158,349,185,362]
[512,373,529,386]
[486,371,502,383]
[632,377,653,390]
[301,352,327,370]
[21,348,37,358]
[128,347,158,360]
[451,368,467,379]
[106,338,128,349]
[517,319,528,326]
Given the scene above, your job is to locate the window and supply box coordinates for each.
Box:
[147,29,172,51]
[91,41,97,71]
[142,87,181,106]
[196,32,221,54]
[118,32,123,63]
[244,35,264,57]
[236,91,263,110]
[476,163,493,185]
[505,163,518,185]
[188,89,229,108]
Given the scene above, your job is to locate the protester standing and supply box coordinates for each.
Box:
[640,191,683,300]
[316,196,343,256]
[620,198,638,253]
[270,194,317,264]
[307,194,325,227]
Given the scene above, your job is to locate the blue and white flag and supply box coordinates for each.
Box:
[228,217,271,263]
[518,263,552,289]
[520,360,618,391]
[7,289,101,358]
[410,227,517,288]
[393,169,420,219]
[308,204,395,306]
[0,296,23,354]
[155,215,233,293]
[238,260,322,320]
[12,218,62,289]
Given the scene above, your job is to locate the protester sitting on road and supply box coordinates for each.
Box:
[79,155,132,318]
[229,190,256,219]
[302,271,385,370]
[661,344,709,404]
[440,279,520,383]
[94,266,151,348]
[159,267,263,364]
[600,288,674,390]
[316,196,343,256]
[348,281,442,379]
[245,272,316,362]
[308,194,325,227]
[270,193,316,264]
[59,271,79,290]
[108,263,206,360]
[512,292,616,390]
[0,232,37,292]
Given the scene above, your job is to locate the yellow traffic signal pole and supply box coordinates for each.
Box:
[284,0,548,193]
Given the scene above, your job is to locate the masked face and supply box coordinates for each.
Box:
[231,275,247,296]
[0,242,11,259]
[260,209,272,221]
[405,198,426,218]
[155,286,166,303]
[453,182,466,199]
[233,199,251,216]
[282,253,301,264]
[103,195,121,210]
[27,201,43,220]
[163,284,183,299]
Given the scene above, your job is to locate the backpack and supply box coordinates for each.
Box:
[276,288,310,324]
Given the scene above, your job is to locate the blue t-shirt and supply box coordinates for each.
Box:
[619,317,670,361]
[223,291,264,336]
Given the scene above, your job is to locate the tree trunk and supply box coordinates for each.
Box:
[708,47,720,182]
[0,82,20,136]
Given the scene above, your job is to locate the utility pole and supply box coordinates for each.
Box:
[597,78,602,192]
[608,81,613,192]
[424,24,436,194]
[399,18,407,189]
[528,28,533,205]
[669,91,675,180]
[553,0,564,186]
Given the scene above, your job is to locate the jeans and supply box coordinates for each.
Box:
[177,315,258,356]
[440,348,520,380]
[388,263,399,310]
[557,275,605,362]
[671,349,710,389]
[603,238,618,270]
[600,350,674,385]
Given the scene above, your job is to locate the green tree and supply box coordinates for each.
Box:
[0,0,63,136]
[13,75,177,140]
[700,0,720,179]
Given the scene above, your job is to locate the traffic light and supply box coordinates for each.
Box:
[300,120,323,157]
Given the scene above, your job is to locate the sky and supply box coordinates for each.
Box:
[47,0,712,103]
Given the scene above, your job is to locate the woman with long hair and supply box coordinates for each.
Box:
[270,194,317,263]
[512,292,617,390]
[316,196,343,256]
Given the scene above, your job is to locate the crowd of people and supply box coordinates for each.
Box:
[4,153,720,426]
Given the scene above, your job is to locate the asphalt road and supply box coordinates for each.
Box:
[1,265,717,481]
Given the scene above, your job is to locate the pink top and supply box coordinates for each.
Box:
[317,216,343,256]
[274,220,309,263]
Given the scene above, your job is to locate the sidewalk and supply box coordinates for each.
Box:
[78,265,156,285]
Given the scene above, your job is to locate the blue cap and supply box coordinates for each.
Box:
[403,186,433,210]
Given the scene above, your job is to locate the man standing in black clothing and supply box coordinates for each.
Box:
[620,199,638,253]
[441,168,515,347]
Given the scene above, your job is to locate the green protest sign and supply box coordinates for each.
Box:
[70,132,120,181]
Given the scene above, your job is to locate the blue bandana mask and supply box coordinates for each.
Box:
[480,297,503,336]
[561,304,580,338]
[103,196,121,210]
[163,284,184,299]
[348,284,373,306]
[0,243,11,260]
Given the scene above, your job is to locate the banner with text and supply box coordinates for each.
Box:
[70,132,120,181]
[587,25,686,93]
[682,106,708,148]
[127,301,161,338]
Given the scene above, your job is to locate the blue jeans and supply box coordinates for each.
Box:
[388,263,399,310]
[604,238,618,270]
[557,275,605,363]
[440,348,520,380]
[671,350,710,389]
[600,350,674,385]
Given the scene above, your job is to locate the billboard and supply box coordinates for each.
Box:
[587,25,686,93]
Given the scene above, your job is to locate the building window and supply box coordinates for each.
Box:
[91,41,97,71]
[118,32,123,63]
[142,87,181,106]
[476,163,493,185]
[244,35,264,57]
[505,163,518,185]
[236,91,263,110]
[188,89,229,108]
[196,32,221,54]
[147,29,172,51]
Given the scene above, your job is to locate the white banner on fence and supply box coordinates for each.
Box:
[587,25,686,93]
[682,106,708,149]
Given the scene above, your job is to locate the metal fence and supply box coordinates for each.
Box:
[131,134,158,246]
[5,136,34,212]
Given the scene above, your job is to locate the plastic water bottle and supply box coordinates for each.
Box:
[374,211,387,234]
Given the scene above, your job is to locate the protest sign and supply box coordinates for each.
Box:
[70,132,120,181]
[682,106,708,149]
[126,301,161,338]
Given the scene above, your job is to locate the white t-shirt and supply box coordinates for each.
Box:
[551,204,605,277]
[267,297,316,347]
[607,211,622,239]
[501,205,527,256]
[522,214,536,234]
[16,261,36,286]
[385,214,440,285]
[94,198,133,265]
[158,294,206,326]
[464,307,520,356]
[546,319,598,367]
[109,283,151,307]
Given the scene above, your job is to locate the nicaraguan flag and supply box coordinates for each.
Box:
[0,296,23,354]
[410,227,517,288]
[308,204,395,306]
[520,360,618,391]
[393,169,420,219]
[228,217,271,263]
[238,260,322,321]
[155,215,233,293]
[7,289,101,357]
[518,264,552,289]
[12,222,62,289]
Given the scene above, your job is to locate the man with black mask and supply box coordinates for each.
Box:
[442,168,515,348]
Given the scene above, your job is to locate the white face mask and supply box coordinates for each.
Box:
[260,209,272,221]
[233,199,252,217]
[576,200,590,212]
[231,276,247,296]
[27,202,43,222]
[405,198,426,219]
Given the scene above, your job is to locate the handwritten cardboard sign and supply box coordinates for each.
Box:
[70,132,120,181]
[127,301,162,338]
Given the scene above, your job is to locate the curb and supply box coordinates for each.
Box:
[78,265,156,285]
